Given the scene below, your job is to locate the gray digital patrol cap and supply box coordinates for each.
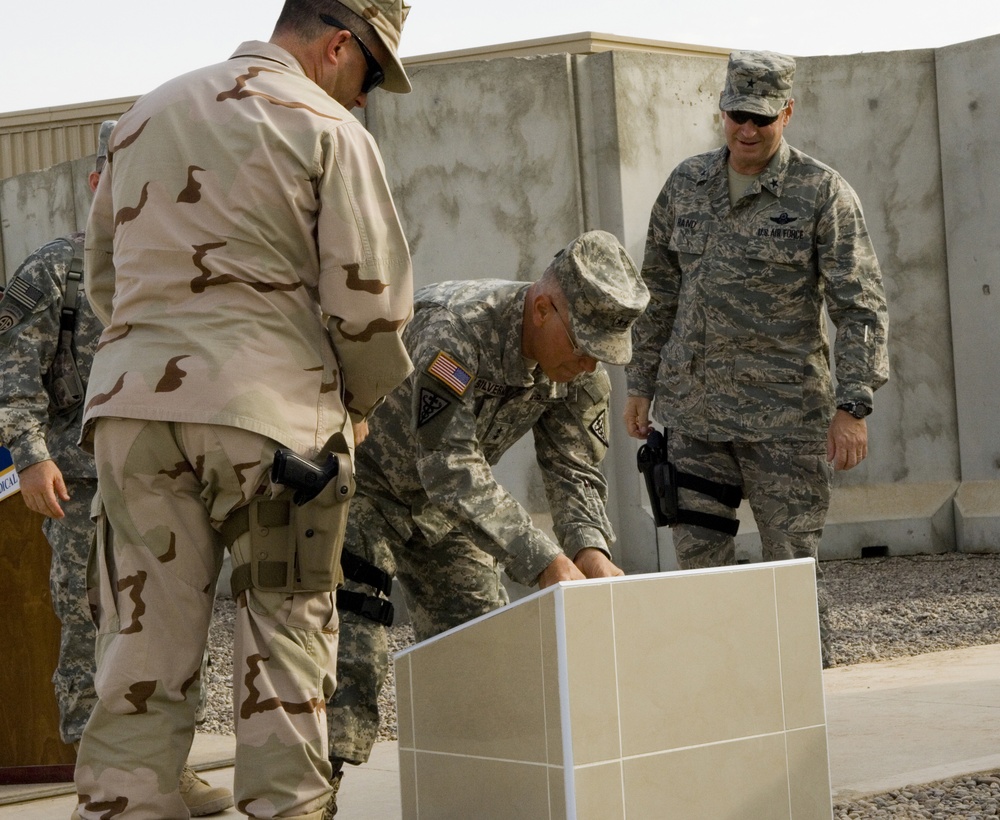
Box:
[719,50,796,117]
[548,230,649,366]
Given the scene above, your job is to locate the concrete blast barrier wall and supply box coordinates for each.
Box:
[2,33,998,574]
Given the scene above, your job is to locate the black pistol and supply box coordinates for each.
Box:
[271,449,341,506]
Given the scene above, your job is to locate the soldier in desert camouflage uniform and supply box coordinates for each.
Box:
[0,122,233,816]
[325,230,649,809]
[73,2,414,818]
[624,51,889,659]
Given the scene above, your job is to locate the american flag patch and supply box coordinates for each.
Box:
[427,351,472,396]
[3,277,44,311]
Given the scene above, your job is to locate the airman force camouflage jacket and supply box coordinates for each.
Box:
[627,140,889,441]
[356,279,615,587]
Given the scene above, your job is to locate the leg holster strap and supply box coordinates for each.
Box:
[340,550,392,598]
[336,589,395,626]
[675,509,741,537]
[675,471,743,509]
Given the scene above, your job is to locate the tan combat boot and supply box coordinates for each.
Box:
[179,766,234,816]
[70,761,232,818]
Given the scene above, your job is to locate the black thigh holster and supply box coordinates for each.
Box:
[638,428,743,536]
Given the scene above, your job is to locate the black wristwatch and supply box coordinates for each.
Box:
[837,401,872,419]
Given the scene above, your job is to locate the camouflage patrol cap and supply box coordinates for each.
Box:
[331,0,412,93]
[548,230,649,366]
[719,50,795,117]
[96,120,116,173]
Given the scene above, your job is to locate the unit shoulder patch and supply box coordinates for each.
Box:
[590,410,609,448]
[418,388,452,428]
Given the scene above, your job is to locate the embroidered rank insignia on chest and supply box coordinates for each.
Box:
[418,388,451,428]
[427,351,473,396]
[590,410,610,448]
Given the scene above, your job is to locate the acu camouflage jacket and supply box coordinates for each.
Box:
[356,280,615,587]
[0,233,99,479]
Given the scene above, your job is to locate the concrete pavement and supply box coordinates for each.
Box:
[4,644,1000,818]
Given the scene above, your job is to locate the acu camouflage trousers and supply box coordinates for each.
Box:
[44,476,99,744]
[327,495,508,765]
[75,419,339,820]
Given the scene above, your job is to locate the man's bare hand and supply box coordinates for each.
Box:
[536,553,586,589]
[573,547,624,579]
[623,396,653,439]
[18,459,69,519]
[352,419,370,446]
[827,411,868,471]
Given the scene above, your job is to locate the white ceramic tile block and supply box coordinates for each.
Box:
[395,558,831,819]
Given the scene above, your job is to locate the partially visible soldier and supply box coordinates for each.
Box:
[0,121,233,817]
[325,230,649,811]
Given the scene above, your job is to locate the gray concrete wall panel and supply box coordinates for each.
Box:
[366,55,586,291]
[937,36,1000,485]
[792,51,959,488]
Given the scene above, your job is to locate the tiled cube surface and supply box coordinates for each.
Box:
[395,558,831,819]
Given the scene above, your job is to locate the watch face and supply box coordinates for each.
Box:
[839,402,871,419]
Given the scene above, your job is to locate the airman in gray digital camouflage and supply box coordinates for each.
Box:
[325,230,649,809]
[624,51,889,663]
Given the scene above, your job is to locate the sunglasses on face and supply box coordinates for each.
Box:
[319,13,385,93]
[726,110,780,128]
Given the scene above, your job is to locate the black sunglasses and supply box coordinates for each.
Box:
[726,110,780,128]
[319,13,385,93]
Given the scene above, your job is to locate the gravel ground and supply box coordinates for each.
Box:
[200,552,1000,817]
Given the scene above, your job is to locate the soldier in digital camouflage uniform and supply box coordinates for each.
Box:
[0,160,103,749]
[624,51,890,661]
[73,1,415,818]
[325,230,649,810]
[0,122,235,817]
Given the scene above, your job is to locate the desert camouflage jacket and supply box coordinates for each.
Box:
[83,41,413,458]
[627,140,889,441]
[0,233,99,478]
[357,280,615,586]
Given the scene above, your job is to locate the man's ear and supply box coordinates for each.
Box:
[324,28,352,66]
[531,293,554,328]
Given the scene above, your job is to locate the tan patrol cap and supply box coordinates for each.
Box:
[548,231,649,366]
[332,0,412,93]
[719,50,795,117]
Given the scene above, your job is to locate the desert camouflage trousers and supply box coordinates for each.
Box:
[44,476,99,744]
[75,419,339,820]
[669,432,834,656]
[327,495,508,765]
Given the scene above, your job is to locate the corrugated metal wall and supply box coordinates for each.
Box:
[0,97,135,180]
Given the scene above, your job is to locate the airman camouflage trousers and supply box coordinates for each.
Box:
[44,476,98,744]
[75,419,338,820]
[669,432,833,656]
[327,495,508,765]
